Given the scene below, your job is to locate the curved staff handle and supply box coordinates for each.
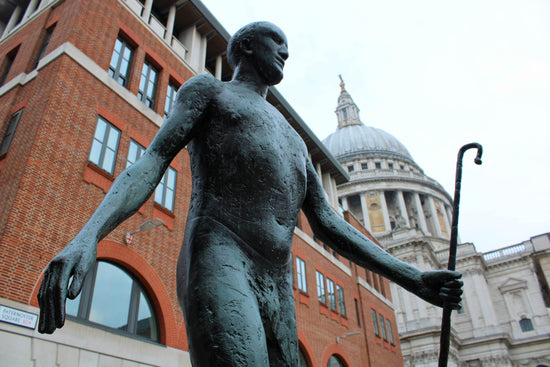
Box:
[438,143,483,367]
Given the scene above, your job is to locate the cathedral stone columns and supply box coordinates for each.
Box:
[413,193,429,234]
[360,194,372,232]
[396,190,410,228]
[440,203,451,237]
[341,196,349,211]
[379,191,391,232]
[426,196,442,237]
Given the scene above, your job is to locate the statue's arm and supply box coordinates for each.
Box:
[301,160,462,308]
[37,74,217,334]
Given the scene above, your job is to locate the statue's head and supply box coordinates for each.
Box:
[227,21,289,86]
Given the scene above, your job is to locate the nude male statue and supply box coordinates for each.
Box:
[38,22,462,366]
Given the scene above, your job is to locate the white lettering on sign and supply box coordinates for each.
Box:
[0,305,38,329]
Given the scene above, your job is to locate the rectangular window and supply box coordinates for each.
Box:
[372,273,380,292]
[164,82,178,118]
[0,109,23,156]
[379,276,386,297]
[355,299,361,327]
[337,285,346,316]
[34,25,55,69]
[519,318,534,332]
[365,269,372,286]
[388,162,394,169]
[0,46,19,86]
[109,37,134,87]
[361,163,368,170]
[379,314,387,340]
[138,60,159,108]
[316,271,326,304]
[372,309,380,336]
[88,116,121,175]
[126,140,146,168]
[296,257,307,292]
[154,166,176,212]
[386,319,394,344]
[347,165,354,173]
[375,162,381,169]
[327,278,336,311]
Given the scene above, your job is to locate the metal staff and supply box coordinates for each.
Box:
[438,143,483,367]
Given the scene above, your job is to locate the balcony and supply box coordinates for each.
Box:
[121,0,231,79]
[123,0,188,62]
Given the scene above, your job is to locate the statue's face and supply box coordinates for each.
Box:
[249,24,289,86]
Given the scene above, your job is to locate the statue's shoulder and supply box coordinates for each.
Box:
[181,73,223,95]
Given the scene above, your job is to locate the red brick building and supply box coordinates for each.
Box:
[0,0,403,365]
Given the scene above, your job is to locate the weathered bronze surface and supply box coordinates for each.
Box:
[38,22,463,366]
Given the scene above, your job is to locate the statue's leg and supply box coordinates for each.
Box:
[181,228,270,366]
[254,267,299,367]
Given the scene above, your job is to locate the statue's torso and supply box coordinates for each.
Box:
[186,82,308,263]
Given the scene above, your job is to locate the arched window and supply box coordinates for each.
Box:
[327,355,346,367]
[66,261,159,342]
[299,347,310,367]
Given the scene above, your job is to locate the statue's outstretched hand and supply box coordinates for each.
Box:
[37,239,97,334]
[416,270,463,309]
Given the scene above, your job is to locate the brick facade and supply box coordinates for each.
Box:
[0,0,403,365]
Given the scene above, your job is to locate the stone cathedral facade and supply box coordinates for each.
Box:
[323,79,550,367]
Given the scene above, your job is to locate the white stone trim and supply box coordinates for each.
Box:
[293,227,351,276]
[356,276,395,309]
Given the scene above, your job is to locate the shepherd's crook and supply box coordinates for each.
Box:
[438,143,483,367]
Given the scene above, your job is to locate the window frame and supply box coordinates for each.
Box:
[154,166,177,212]
[164,81,178,118]
[138,59,159,109]
[0,46,19,86]
[66,260,160,343]
[386,318,394,344]
[126,139,146,168]
[296,256,307,293]
[327,278,337,311]
[0,109,23,156]
[88,116,121,175]
[519,317,534,332]
[337,284,346,316]
[316,271,326,304]
[34,25,55,69]
[372,309,380,336]
[109,36,134,87]
[379,314,387,340]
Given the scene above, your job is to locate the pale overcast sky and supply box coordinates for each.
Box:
[201,0,550,253]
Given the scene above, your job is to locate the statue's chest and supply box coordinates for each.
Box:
[210,96,305,159]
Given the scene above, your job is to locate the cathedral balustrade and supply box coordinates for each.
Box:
[483,241,533,264]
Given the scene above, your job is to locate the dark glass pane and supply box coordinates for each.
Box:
[519,318,534,332]
[327,355,345,367]
[136,291,159,341]
[299,348,309,367]
[65,289,81,317]
[89,262,133,330]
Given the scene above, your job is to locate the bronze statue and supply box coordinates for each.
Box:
[38,22,462,366]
